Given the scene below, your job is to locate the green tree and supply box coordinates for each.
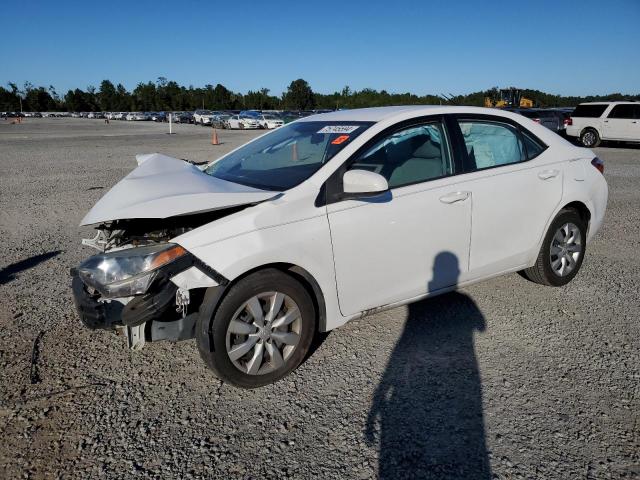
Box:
[284,79,315,110]
[98,80,117,111]
[132,82,157,110]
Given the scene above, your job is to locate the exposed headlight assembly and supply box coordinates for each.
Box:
[77,243,187,298]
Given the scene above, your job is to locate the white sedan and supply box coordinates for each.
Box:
[226,115,260,129]
[72,106,607,388]
[256,114,285,129]
[125,112,148,121]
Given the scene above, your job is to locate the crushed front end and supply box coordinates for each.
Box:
[71,219,227,350]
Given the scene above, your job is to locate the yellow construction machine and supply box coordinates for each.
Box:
[484,88,533,108]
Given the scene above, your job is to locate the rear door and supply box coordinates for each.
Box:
[449,115,563,279]
[604,104,638,140]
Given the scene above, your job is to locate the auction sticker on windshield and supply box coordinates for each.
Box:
[317,125,360,134]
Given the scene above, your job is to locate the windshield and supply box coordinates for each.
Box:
[205,121,373,190]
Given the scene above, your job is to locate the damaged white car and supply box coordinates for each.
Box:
[72,106,607,388]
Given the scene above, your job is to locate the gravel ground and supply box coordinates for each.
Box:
[0,118,638,479]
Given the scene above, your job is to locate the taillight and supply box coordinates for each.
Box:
[591,157,604,174]
[532,118,541,123]
[565,117,573,126]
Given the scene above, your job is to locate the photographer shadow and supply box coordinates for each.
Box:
[366,252,491,479]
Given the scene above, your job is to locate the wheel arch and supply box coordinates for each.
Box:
[529,198,594,269]
[200,262,327,338]
[561,200,591,226]
[580,125,601,139]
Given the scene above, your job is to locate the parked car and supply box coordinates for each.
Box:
[150,112,166,122]
[566,102,640,147]
[126,112,149,121]
[226,114,260,129]
[72,106,607,388]
[170,111,192,123]
[211,114,231,129]
[551,108,574,133]
[256,114,284,129]
[194,110,214,125]
[514,109,563,133]
[240,110,262,118]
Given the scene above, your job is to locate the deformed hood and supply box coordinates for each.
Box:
[80,153,279,225]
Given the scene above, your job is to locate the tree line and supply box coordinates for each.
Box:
[1,78,638,112]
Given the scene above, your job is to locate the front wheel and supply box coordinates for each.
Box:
[196,269,316,388]
[521,209,587,286]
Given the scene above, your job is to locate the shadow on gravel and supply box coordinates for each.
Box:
[0,250,61,285]
[366,252,491,479]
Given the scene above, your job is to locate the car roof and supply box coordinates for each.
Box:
[578,101,639,105]
[297,105,534,123]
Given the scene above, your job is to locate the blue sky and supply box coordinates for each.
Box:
[1,0,638,96]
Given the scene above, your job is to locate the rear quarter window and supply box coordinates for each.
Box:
[572,104,608,118]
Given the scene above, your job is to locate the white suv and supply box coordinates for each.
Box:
[72,106,608,387]
[566,101,640,147]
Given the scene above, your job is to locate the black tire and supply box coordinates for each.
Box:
[580,128,601,147]
[196,269,316,388]
[521,209,587,286]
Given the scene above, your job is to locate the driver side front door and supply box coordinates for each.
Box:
[326,120,472,316]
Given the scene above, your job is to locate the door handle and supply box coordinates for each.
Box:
[538,169,559,180]
[439,191,470,204]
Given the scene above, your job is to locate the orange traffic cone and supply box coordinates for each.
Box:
[292,141,298,161]
[211,128,220,145]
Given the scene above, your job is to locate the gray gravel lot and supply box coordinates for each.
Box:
[0,118,638,479]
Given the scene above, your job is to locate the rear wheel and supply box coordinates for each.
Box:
[580,128,601,147]
[521,209,587,286]
[196,269,316,388]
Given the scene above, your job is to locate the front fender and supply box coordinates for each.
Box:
[175,214,346,332]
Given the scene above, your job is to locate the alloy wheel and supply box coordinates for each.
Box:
[550,222,582,277]
[225,292,301,375]
[582,131,595,146]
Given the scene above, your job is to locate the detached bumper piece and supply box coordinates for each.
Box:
[71,275,123,330]
[121,279,177,327]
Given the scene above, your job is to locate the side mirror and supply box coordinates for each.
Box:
[342,169,389,197]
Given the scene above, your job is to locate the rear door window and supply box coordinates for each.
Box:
[457,121,525,171]
[572,104,608,118]
[608,104,635,119]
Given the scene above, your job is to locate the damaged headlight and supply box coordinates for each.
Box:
[77,243,187,298]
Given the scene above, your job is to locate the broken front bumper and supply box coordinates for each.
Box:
[70,256,227,349]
